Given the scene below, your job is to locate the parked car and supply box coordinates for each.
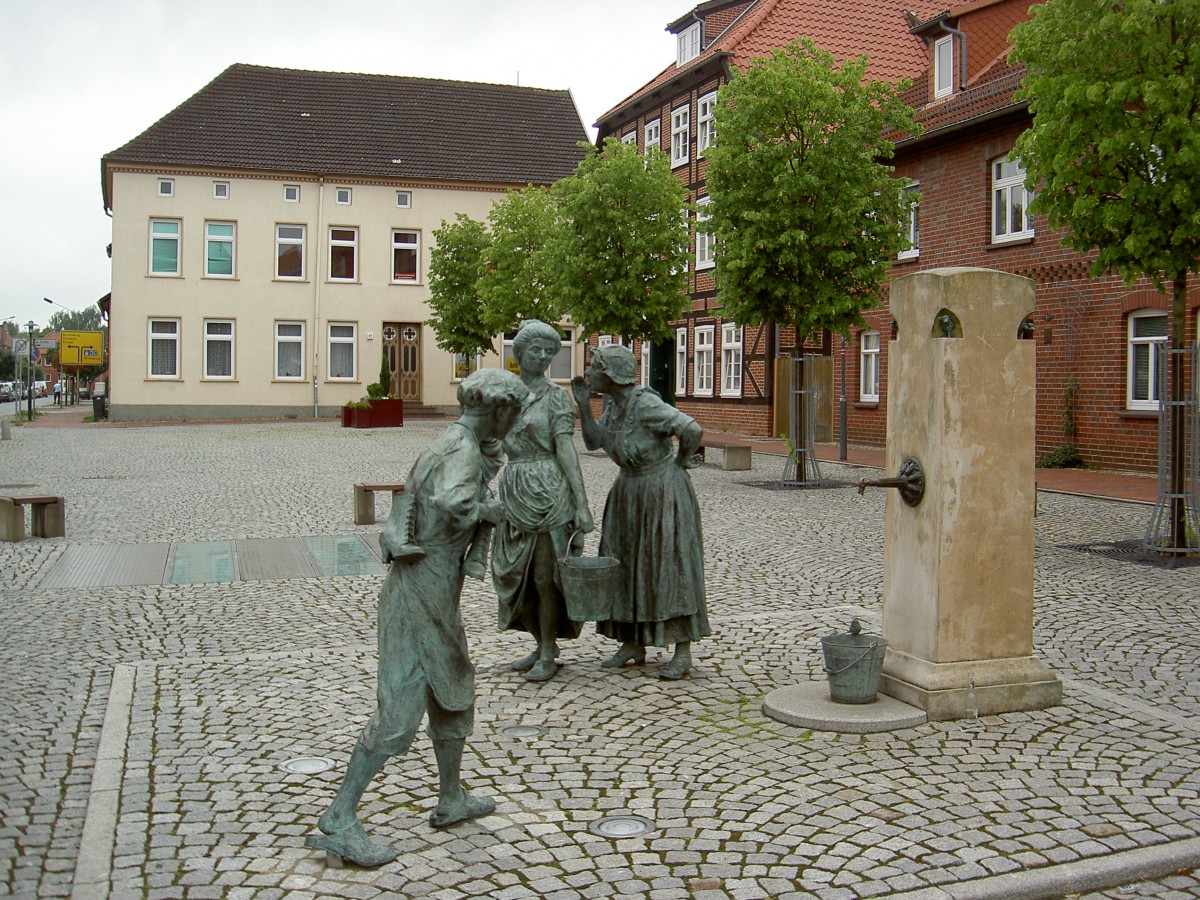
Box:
[0,382,12,402]
[78,384,90,399]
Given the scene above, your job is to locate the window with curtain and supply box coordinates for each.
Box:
[992,157,1034,243]
[150,219,180,275]
[204,320,235,378]
[720,323,743,397]
[860,331,880,402]
[275,321,304,380]
[694,325,714,397]
[148,318,179,378]
[205,222,235,277]
[328,322,357,380]
[1128,310,1168,410]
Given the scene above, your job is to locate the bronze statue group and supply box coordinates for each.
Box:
[308,321,710,868]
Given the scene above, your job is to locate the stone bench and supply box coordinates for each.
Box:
[696,436,753,471]
[353,482,405,525]
[1,495,66,541]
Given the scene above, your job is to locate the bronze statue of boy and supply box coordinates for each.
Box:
[308,369,530,867]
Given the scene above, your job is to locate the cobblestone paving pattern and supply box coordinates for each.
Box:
[1,420,1197,899]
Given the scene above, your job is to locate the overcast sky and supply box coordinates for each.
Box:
[0,0,687,330]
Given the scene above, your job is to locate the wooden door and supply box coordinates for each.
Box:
[382,322,421,401]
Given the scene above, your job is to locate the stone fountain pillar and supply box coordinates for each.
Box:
[879,267,1061,720]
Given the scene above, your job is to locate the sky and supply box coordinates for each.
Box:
[0,0,688,331]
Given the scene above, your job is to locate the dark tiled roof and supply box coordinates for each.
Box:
[103,64,588,194]
[598,0,944,128]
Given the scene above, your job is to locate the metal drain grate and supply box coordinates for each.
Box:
[739,479,852,491]
[588,815,655,838]
[1061,540,1200,569]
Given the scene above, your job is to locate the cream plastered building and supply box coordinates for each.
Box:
[102,64,587,422]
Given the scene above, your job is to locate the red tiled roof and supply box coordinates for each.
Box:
[598,0,945,126]
[895,53,1026,143]
[103,64,589,205]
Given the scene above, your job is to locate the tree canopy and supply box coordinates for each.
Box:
[426,213,494,358]
[703,39,920,339]
[1011,0,1200,314]
[546,138,690,341]
[476,186,562,332]
[427,139,691,353]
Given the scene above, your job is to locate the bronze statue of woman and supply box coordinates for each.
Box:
[571,344,710,680]
[492,319,593,682]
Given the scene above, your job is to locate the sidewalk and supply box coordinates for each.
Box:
[18,406,1160,505]
[1,418,1196,899]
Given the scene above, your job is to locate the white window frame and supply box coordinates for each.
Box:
[274,321,305,381]
[203,319,236,380]
[157,178,174,198]
[1127,310,1168,410]
[935,35,954,98]
[335,187,352,205]
[621,131,637,145]
[283,184,301,202]
[452,353,480,382]
[694,325,715,397]
[698,92,717,152]
[677,21,701,66]
[675,327,688,396]
[720,323,743,398]
[898,182,920,260]
[695,198,715,270]
[671,105,690,168]
[395,190,412,208]
[275,224,305,280]
[148,318,180,379]
[640,342,651,387]
[212,181,229,200]
[329,227,358,281]
[204,221,236,278]
[149,218,181,276]
[644,119,661,156]
[391,229,421,283]
[327,322,357,381]
[860,331,881,402]
[992,156,1035,244]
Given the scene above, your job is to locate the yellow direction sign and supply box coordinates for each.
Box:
[61,331,105,366]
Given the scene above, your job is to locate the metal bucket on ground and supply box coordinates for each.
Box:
[821,619,887,704]
[558,533,620,621]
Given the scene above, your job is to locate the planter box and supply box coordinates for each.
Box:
[367,398,405,427]
[342,406,372,428]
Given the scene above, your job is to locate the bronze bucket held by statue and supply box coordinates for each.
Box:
[821,620,887,704]
[558,531,621,621]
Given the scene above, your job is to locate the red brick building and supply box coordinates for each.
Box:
[596,0,1199,473]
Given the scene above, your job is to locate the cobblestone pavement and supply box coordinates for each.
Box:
[1,418,1197,899]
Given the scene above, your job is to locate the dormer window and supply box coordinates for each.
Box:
[934,35,954,98]
[677,22,701,66]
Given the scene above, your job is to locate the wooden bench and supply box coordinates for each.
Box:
[696,436,753,471]
[1,495,66,541]
[353,482,405,525]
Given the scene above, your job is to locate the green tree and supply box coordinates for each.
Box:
[548,138,690,341]
[477,186,562,329]
[1011,0,1200,551]
[703,39,920,339]
[47,306,103,333]
[427,213,495,358]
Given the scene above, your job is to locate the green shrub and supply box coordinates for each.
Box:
[1036,444,1084,469]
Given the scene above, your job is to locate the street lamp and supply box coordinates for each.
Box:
[25,321,36,421]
